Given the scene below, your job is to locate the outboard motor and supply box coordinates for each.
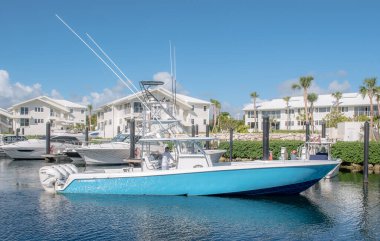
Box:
[39,164,78,193]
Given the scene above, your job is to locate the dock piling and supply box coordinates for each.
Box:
[263,116,270,160]
[364,121,369,183]
[305,122,310,142]
[229,128,233,162]
[85,127,89,146]
[46,122,51,154]
[321,121,326,138]
[130,119,135,159]
[205,124,210,150]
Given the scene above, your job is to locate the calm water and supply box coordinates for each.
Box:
[0,159,379,241]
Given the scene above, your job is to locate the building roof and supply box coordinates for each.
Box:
[9,96,85,112]
[243,92,377,111]
[0,108,12,118]
[97,88,210,111]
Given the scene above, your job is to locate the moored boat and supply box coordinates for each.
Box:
[39,137,340,196]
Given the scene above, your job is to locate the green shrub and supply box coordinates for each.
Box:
[219,140,304,160]
[331,141,380,164]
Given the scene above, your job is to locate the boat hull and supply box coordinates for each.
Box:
[59,162,338,196]
[76,148,130,165]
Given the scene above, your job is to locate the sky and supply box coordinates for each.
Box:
[1,0,380,118]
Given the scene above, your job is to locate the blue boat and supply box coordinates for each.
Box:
[39,137,339,196]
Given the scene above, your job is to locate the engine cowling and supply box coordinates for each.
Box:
[39,164,78,193]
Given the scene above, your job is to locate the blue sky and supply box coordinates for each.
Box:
[1,0,379,117]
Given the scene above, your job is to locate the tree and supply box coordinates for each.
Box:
[291,76,314,123]
[331,91,343,112]
[307,93,318,133]
[250,91,259,132]
[359,77,378,139]
[283,96,291,130]
[210,99,221,133]
[87,104,93,130]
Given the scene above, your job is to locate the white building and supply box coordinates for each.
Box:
[9,96,87,135]
[243,92,379,131]
[0,108,13,134]
[96,88,211,138]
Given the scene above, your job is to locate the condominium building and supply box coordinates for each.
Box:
[243,92,379,131]
[96,88,211,138]
[0,108,12,134]
[9,96,86,135]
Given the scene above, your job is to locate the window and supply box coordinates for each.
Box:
[203,106,207,111]
[70,109,73,113]
[133,102,143,113]
[35,107,43,112]
[20,107,29,115]
[192,105,195,111]
[249,122,258,128]
[285,121,294,126]
[20,118,29,126]
[50,109,54,117]
[191,119,194,124]
[247,111,256,118]
[203,119,207,125]
[124,103,131,114]
[81,109,85,114]
[285,109,294,114]
[34,119,44,124]
[109,119,112,125]
[341,107,348,112]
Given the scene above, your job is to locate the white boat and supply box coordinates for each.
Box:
[39,137,340,196]
[0,135,28,158]
[2,135,83,160]
[74,133,141,165]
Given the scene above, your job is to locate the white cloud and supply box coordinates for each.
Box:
[277,78,351,97]
[153,72,189,95]
[50,89,63,99]
[328,80,351,93]
[0,70,44,108]
[221,101,244,120]
[80,79,128,107]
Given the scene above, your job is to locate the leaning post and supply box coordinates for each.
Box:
[363,121,369,183]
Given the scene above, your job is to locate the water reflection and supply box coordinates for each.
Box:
[36,193,333,240]
[1,159,379,240]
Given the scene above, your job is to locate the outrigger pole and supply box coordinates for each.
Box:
[55,14,172,135]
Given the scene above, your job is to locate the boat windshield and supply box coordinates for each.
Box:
[112,134,129,142]
[111,134,142,143]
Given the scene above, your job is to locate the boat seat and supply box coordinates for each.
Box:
[143,155,160,170]
[310,153,328,160]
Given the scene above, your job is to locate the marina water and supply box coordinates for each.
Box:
[0,158,379,240]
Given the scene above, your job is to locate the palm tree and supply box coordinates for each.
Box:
[250,92,259,132]
[291,76,314,123]
[283,96,291,130]
[359,77,378,139]
[307,93,318,133]
[87,104,93,131]
[210,99,221,133]
[331,91,343,112]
